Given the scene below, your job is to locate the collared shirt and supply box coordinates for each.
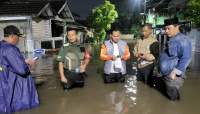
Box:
[134,35,158,68]
[110,43,123,73]
[166,32,192,75]
[56,43,84,70]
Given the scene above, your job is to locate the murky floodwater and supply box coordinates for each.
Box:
[14,52,200,114]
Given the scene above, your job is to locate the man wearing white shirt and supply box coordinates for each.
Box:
[100,28,130,83]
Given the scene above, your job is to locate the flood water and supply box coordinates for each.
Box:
[14,52,200,114]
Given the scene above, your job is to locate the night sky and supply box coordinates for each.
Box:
[67,0,186,19]
[68,0,103,19]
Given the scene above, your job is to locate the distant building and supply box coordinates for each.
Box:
[141,0,194,51]
[0,0,86,52]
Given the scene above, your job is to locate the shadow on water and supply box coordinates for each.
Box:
[15,51,200,114]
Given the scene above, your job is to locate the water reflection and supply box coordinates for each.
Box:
[25,52,56,85]
[124,75,137,105]
[102,74,138,114]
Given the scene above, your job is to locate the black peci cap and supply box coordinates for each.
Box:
[164,18,179,26]
[4,25,22,37]
[67,27,77,32]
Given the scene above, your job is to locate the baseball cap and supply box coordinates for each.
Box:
[4,25,23,37]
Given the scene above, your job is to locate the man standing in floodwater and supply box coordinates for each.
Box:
[159,18,192,100]
[100,28,130,83]
[134,23,159,86]
[57,28,90,90]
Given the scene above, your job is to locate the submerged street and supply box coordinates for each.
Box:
[15,52,200,114]
[1,0,200,114]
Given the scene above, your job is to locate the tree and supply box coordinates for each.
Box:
[187,0,200,27]
[91,0,118,42]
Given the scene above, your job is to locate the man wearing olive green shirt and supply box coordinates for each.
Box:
[57,28,90,90]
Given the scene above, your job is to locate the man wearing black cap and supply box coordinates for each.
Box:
[159,18,192,100]
[0,25,39,113]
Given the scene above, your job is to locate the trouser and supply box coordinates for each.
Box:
[159,52,184,100]
[103,73,125,83]
[61,70,85,90]
[137,64,154,86]
[164,76,184,100]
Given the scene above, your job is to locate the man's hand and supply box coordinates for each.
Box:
[59,62,67,83]
[169,70,177,80]
[80,62,86,73]
[80,64,86,72]
[139,53,146,59]
[61,76,67,83]
[25,58,36,66]
[112,55,122,61]
[136,53,145,61]
[112,56,117,61]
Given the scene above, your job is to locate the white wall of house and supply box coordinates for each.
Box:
[32,20,64,49]
[32,20,52,40]
[0,19,64,51]
[32,20,52,49]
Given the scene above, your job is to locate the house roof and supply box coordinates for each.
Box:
[0,0,74,22]
[0,1,47,16]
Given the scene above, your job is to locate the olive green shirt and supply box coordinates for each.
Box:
[56,43,84,70]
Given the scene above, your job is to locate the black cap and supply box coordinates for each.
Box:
[164,18,179,26]
[4,25,22,37]
[67,27,77,33]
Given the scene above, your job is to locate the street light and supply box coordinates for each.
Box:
[143,0,150,24]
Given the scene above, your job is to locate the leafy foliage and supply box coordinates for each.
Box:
[187,0,200,27]
[91,0,118,42]
[130,25,141,39]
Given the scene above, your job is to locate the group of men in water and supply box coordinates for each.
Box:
[0,18,192,113]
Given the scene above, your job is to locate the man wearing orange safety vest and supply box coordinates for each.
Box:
[100,28,130,83]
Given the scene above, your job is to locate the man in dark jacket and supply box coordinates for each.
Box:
[0,25,39,113]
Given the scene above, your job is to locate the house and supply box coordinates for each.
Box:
[0,0,85,52]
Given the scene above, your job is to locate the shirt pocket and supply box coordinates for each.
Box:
[167,41,178,57]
